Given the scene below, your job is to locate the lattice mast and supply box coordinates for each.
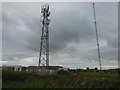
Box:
[38,5,50,66]
[93,3,102,70]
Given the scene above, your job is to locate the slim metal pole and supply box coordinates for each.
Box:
[93,3,102,70]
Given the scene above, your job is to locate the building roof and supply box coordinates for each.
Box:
[27,66,63,69]
[2,65,22,68]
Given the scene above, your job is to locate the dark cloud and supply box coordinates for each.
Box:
[2,2,118,68]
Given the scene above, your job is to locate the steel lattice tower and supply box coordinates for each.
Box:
[38,5,50,66]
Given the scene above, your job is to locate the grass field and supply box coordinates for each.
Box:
[2,71,120,88]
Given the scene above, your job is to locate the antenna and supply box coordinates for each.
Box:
[38,4,50,66]
[92,3,102,70]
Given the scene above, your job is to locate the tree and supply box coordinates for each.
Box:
[86,67,89,70]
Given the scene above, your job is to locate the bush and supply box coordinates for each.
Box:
[2,70,120,88]
[2,71,39,81]
[57,70,70,75]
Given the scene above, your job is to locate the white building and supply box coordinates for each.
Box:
[2,66,22,72]
[2,65,64,75]
[26,66,63,75]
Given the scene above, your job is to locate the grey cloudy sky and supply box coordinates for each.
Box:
[2,2,118,69]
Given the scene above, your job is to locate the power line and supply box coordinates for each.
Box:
[92,3,102,70]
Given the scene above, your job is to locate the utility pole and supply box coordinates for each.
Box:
[38,5,50,66]
[93,3,102,70]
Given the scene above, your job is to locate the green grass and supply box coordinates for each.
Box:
[2,71,120,88]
